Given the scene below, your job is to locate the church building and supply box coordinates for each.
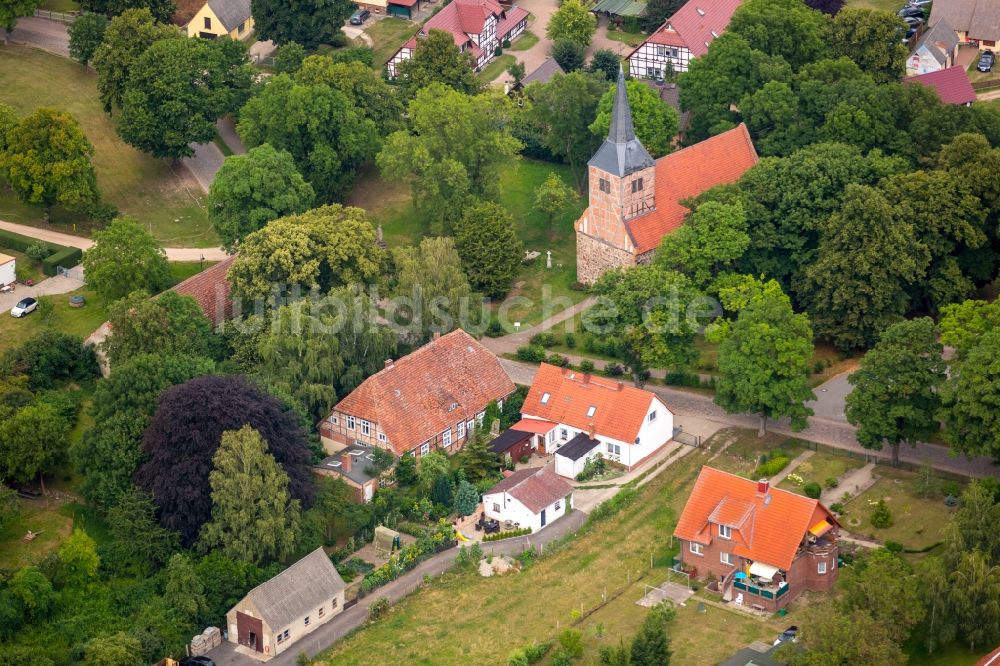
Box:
[574,69,759,284]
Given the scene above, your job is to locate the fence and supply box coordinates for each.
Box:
[33,9,79,23]
[674,430,701,448]
[972,78,1000,91]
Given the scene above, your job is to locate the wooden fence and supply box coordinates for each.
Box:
[972,78,1000,91]
[33,9,79,22]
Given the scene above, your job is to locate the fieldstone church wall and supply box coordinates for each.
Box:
[576,232,636,284]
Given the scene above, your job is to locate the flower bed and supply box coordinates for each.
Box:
[359,519,456,595]
[483,527,532,541]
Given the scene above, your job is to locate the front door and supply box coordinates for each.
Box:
[236,611,263,652]
[537,435,545,454]
[540,509,546,527]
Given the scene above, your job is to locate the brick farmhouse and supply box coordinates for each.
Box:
[674,467,841,613]
[319,329,515,458]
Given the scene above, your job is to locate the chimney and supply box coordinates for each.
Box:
[582,373,591,385]
[757,478,770,496]
[432,331,441,340]
[616,381,624,391]
[384,359,394,369]
[342,452,352,472]
[588,422,595,439]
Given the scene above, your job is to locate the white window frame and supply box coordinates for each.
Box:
[586,406,596,417]
[546,430,555,444]
[442,428,452,447]
[718,524,732,539]
[361,420,371,436]
[378,432,387,443]
[467,419,474,432]
[554,500,561,511]
[541,392,551,404]
[493,502,500,512]
[329,415,339,425]
[649,410,657,422]
[331,597,338,609]
[457,421,466,439]
[346,415,355,430]
[818,561,828,575]
[560,428,569,441]
[498,399,504,412]
[720,551,732,565]
[689,542,703,556]
[606,442,621,457]
[318,606,325,618]
[420,442,430,455]
[477,411,485,426]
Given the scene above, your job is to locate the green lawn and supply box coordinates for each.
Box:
[366,17,419,68]
[0,45,217,248]
[840,466,960,551]
[313,436,788,666]
[346,157,588,326]
[907,639,992,666]
[0,247,45,283]
[168,259,218,286]
[508,30,539,51]
[702,428,807,478]
[0,287,108,355]
[478,54,515,83]
[0,500,75,570]
[604,28,646,48]
[777,451,864,494]
[846,0,899,13]
[37,0,80,12]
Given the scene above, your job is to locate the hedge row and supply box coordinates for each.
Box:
[483,527,532,541]
[0,229,82,276]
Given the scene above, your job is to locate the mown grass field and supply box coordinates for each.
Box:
[346,157,588,326]
[508,30,539,51]
[0,45,217,248]
[478,54,516,83]
[313,435,795,666]
[777,451,864,494]
[366,17,419,68]
[0,287,108,354]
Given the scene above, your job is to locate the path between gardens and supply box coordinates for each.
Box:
[496,358,1000,481]
[205,509,589,665]
[0,220,229,260]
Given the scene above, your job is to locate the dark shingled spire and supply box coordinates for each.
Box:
[588,65,655,177]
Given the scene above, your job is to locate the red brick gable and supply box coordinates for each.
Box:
[332,329,514,455]
[674,466,839,570]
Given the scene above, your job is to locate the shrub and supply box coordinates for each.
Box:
[330,32,350,47]
[870,499,893,528]
[558,629,583,658]
[752,454,790,479]
[517,345,546,362]
[483,527,532,541]
[622,15,641,32]
[564,332,576,348]
[825,476,839,489]
[25,241,51,261]
[579,359,595,373]
[884,540,904,554]
[550,648,572,666]
[830,502,844,513]
[503,38,511,48]
[494,45,503,56]
[803,482,822,499]
[547,353,570,367]
[368,598,390,621]
[516,546,537,568]
[604,363,624,377]
[508,651,529,666]
[575,453,607,482]
[523,641,549,662]
[665,370,700,387]
[529,332,557,347]
[486,317,505,337]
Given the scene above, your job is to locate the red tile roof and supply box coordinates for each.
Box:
[521,364,669,444]
[636,0,743,58]
[511,418,557,434]
[485,465,572,513]
[624,123,758,254]
[171,255,236,328]
[905,66,977,106]
[332,329,514,455]
[401,0,525,57]
[674,467,839,570]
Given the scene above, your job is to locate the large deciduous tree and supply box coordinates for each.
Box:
[594,266,705,387]
[395,29,481,99]
[251,0,355,49]
[391,237,478,344]
[727,0,830,70]
[939,328,1000,460]
[207,144,315,251]
[68,12,109,65]
[294,57,404,136]
[799,184,929,350]
[590,78,679,158]
[73,354,214,508]
[841,549,925,642]
[164,553,207,623]
[118,37,252,159]
[378,84,521,235]
[92,8,182,112]
[103,291,219,366]
[0,402,70,490]
[0,108,98,220]
[846,318,946,466]
[454,201,523,299]
[81,632,145,666]
[237,74,378,200]
[134,374,313,545]
[830,8,908,83]
[80,0,175,22]
[83,216,170,301]
[533,172,578,229]
[226,204,385,302]
[711,277,814,436]
[779,606,905,666]
[655,200,749,290]
[0,0,40,33]
[198,438,304,570]
[1,329,99,390]
[545,0,596,47]
[254,287,397,422]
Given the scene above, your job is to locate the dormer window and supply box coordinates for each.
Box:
[718,524,732,539]
[710,30,719,38]
[541,392,551,404]
[695,7,704,15]
[586,406,596,417]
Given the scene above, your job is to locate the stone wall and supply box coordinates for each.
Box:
[576,231,636,284]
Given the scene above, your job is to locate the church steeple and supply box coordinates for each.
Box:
[588,65,655,177]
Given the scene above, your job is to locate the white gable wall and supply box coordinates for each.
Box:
[482,488,570,532]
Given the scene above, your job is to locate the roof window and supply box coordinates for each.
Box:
[541,392,551,404]
[586,406,597,417]
[696,6,705,15]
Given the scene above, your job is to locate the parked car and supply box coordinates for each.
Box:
[180,658,215,666]
[903,15,925,27]
[902,28,918,45]
[898,6,925,17]
[978,51,996,73]
[349,8,370,24]
[9,297,36,318]
[906,0,933,6]
[773,626,799,646]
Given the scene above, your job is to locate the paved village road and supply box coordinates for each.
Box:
[206,509,589,664]
[0,219,229,259]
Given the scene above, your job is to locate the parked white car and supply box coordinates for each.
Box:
[10,297,37,317]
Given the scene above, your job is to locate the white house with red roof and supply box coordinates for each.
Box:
[575,69,758,284]
[627,0,742,78]
[482,465,573,531]
[674,467,841,612]
[519,363,675,476]
[386,0,528,77]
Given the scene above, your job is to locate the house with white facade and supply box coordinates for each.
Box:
[482,465,573,532]
[906,20,960,75]
[520,363,675,476]
[627,0,742,78]
[386,0,528,77]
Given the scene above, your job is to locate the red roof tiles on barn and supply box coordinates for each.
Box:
[905,66,977,106]
[170,255,236,329]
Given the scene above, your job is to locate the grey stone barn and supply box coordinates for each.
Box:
[225,548,346,657]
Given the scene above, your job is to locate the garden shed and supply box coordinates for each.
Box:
[554,432,601,479]
[0,253,15,287]
[489,427,534,463]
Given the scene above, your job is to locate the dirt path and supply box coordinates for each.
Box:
[824,462,877,506]
[481,296,597,355]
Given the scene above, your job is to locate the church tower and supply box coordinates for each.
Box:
[575,66,657,284]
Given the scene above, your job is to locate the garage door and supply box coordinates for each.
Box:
[388,4,410,17]
[236,611,263,652]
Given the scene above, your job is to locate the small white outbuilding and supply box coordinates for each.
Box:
[0,253,15,287]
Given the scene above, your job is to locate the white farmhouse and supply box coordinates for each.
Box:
[482,465,573,532]
[520,363,675,476]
